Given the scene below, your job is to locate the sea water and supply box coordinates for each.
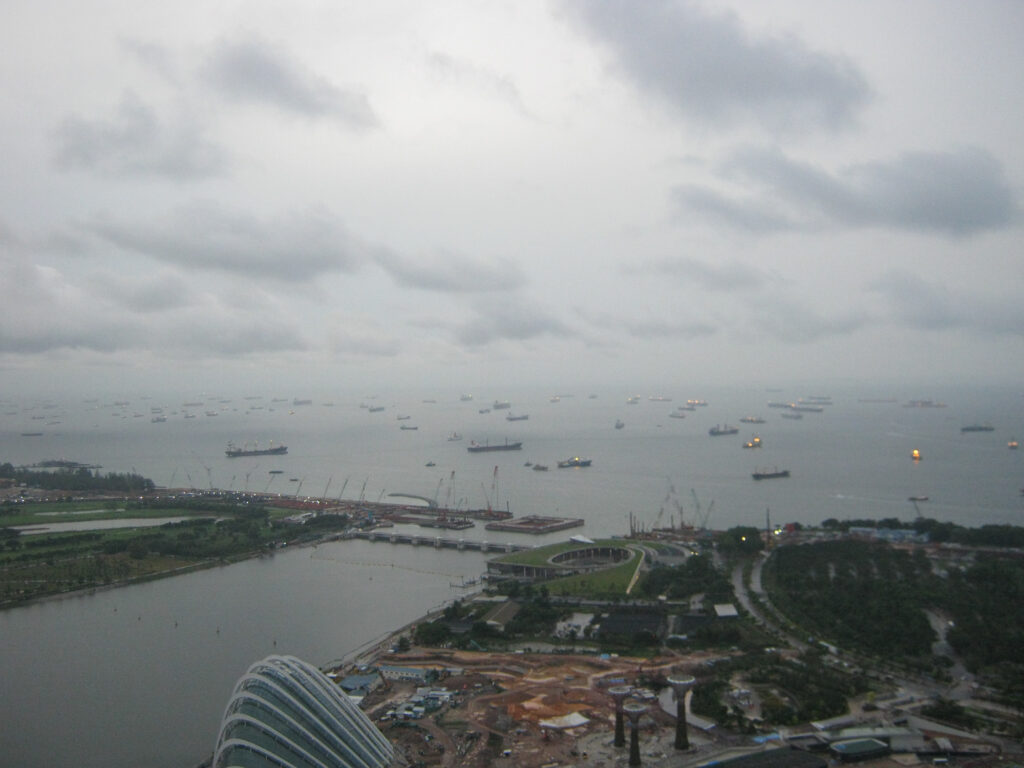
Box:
[1,383,1022,767]
[4,383,1022,533]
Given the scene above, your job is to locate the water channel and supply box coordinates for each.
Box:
[2,538,489,768]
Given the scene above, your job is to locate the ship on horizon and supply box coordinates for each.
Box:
[467,439,522,453]
[225,442,288,458]
[752,468,789,480]
[709,424,739,436]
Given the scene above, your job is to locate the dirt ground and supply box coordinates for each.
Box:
[355,647,725,768]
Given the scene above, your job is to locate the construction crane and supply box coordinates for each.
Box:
[691,489,715,530]
[322,475,332,499]
[337,476,350,501]
[358,477,368,503]
[701,500,715,530]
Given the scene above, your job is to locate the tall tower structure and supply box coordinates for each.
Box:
[667,674,696,749]
[608,685,632,747]
[624,701,647,767]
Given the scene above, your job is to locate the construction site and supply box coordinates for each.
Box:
[343,647,721,768]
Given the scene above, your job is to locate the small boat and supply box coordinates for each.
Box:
[742,436,762,449]
[557,456,592,468]
[269,470,284,474]
[912,448,922,461]
[447,432,463,441]
[615,419,625,429]
[505,413,529,421]
[780,412,803,420]
[740,416,765,424]
[908,495,929,502]
[396,415,411,421]
[400,425,418,430]
[961,424,994,433]
[1009,439,1019,450]
[368,406,385,413]
[478,408,491,414]
[492,400,512,410]
[532,464,549,471]
[626,396,640,405]
[668,412,685,419]
[709,425,738,436]
[425,461,436,467]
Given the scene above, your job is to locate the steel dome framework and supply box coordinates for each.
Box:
[213,655,394,768]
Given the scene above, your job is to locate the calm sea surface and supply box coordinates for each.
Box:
[1,384,1022,766]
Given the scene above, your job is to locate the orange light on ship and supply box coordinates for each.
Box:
[911,448,921,461]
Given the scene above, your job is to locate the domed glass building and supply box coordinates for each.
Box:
[213,655,394,768]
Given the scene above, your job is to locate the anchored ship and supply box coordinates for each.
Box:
[467,440,522,453]
[752,468,789,480]
[225,442,287,458]
[557,456,592,468]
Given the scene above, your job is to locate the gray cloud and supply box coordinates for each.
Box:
[84,202,367,281]
[53,91,226,179]
[578,306,717,340]
[427,52,532,117]
[456,299,568,346]
[326,321,402,358]
[673,184,795,233]
[561,0,869,133]
[744,295,868,343]
[203,38,379,128]
[677,146,1016,236]
[375,249,528,293]
[641,256,772,291]
[868,270,1024,336]
[0,237,308,357]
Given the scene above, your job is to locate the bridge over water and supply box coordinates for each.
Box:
[343,529,528,553]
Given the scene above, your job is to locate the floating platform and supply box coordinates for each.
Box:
[484,515,585,534]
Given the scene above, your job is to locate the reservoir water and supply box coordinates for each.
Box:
[1,383,1022,765]
[1,540,488,768]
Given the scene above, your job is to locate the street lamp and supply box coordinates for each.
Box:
[667,674,696,749]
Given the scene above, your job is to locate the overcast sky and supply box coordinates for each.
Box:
[3,0,1022,398]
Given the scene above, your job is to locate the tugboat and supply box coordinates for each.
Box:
[557,456,592,468]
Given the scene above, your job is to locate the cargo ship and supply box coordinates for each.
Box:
[709,425,739,436]
[961,424,994,433]
[752,468,789,480]
[225,442,288,458]
[467,440,522,453]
